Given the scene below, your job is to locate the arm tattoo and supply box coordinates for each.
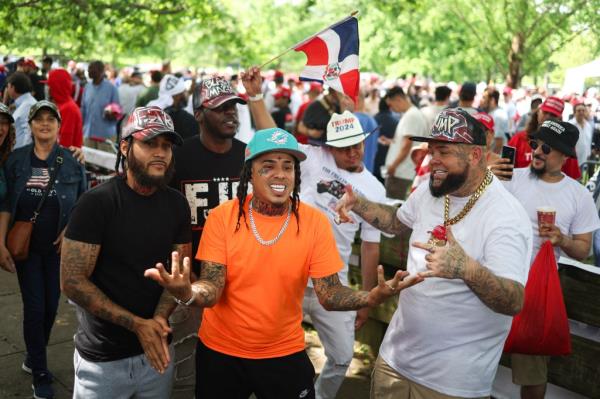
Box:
[153,242,194,318]
[312,274,369,311]
[192,261,226,308]
[463,261,524,316]
[60,238,138,331]
[353,196,410,236]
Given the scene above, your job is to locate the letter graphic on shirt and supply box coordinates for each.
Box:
[183,178,240,230]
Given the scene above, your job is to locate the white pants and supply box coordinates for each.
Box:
[303,287,356,399]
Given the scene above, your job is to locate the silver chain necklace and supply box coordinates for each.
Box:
[248,200,291,246]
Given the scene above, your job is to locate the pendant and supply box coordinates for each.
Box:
[427,224,447,247]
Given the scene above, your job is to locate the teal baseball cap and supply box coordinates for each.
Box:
[245,128,307,162]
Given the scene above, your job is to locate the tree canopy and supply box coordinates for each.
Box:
[1,0,599,87]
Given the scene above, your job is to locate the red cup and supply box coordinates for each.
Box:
[537,206,556,226]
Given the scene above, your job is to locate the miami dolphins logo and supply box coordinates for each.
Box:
[267,130,289,145]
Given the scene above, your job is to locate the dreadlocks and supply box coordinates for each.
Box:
[235,158,302,232]
[114,137,132,174]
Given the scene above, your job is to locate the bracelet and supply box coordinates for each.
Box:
[248,93,263,102]
[173,288,196,306]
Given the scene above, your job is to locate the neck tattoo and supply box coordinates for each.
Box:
[251,197,288,216]
[249,199,291,246]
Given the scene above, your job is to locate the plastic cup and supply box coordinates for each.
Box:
[537,206,556,226]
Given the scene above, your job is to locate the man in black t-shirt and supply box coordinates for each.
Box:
[61,106,191,399]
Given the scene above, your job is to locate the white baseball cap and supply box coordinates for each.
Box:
[159,74,186,97]
[325,111,372,148]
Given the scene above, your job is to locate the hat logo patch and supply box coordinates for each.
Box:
[323,63,341,81]
[134,107,174,131]
[332,117,355,133]
[203,78,233,99]
[267,130,289,145]
[432,111,472,143]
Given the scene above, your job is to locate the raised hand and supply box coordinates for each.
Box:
[488,157,514,180]
[240,66,263,97]
[145,251,193,304]
[334,184,358,224]
[413,226,468,279]
[366,265,423,307]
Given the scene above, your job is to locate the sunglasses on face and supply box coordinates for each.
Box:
[529,140,552,155]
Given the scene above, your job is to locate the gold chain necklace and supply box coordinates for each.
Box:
[444,169,494,226]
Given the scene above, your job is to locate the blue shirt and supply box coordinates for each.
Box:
[81,79,120,140]
[13,92,37,149]
[355,112,379,173]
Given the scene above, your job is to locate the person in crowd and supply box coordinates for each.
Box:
[336,108,532,399]
[271,86,293,130]
[0,103,16,264]
[146,126,420,399]
[293,82,323,144]
[40,56,53,81]
[161,75,198,142]
[480,87,510,153]
[384,86,429,199]
[118,71,145,116]
[474,112,501,164]
[493,97,581,180]
[264,69,285,113]
[569,101,594,167]
[500,120,600,399]
[6,72,37,149]
[354,90,380,174]
[515,94,543,132]
[136,70,163,107]
[60,106,189,399]
[300,89,350,145]
[450,82,478,114]
[81,60,120,151]
[299,111,387,399]
[503,87,518,134]
[0,101,86,399]
[421,85,451,129]
[373,94,400,183]
[18,58,45,101]
[43,68,83,148]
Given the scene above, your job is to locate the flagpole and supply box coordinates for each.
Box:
[258,10,358,69]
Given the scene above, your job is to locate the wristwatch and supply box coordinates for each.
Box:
[173,288,196,306]
[249,93,264,102]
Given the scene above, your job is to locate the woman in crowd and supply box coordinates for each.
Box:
[0,100,86,399]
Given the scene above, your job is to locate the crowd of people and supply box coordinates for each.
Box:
[0,53,599,399]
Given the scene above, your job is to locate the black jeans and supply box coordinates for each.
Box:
[16,250,61,375]
[195,339,315,399]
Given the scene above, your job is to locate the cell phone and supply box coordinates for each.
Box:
[501,145,516,165]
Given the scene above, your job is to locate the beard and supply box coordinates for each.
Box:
[429,165,469,198]
[127,147,175,190]
[530,158,545,177]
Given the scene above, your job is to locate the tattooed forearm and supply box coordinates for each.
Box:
[312,274,369,311]
[463,260,524,316]
[353,196,410,236]
[60,238,138,331]
[191,261,226,308]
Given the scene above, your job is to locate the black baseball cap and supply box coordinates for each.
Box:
[531,120,578,158]
[412,108,486,146]
[28,100,61,123]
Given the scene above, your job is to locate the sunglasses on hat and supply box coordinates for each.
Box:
[529,140,552,155]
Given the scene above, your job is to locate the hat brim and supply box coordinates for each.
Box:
[245,148,307,163]
[530,130,576,158]
[203,94,247,109]
[325,131,370,148]
[28,105,61,123]
[132,129,184,146]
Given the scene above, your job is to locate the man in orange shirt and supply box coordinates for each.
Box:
[146,127,422,399]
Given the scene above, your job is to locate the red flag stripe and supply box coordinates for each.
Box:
[295,37,329,66]
[339,69,359,102]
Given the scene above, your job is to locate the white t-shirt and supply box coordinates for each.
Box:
[118,84,145,115]
[300,144,387,285]
[569,118,594,166]
[503,168,600,263]
[420,104,445,130]
[380,178,532,397]
[491,107,510,147]
[385,106,429,180]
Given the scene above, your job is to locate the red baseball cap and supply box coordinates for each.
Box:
[540,96,564,118]
[121,106,183,145]
[274,87,291,100]
[192,77,246,110]
[19,58,38,70]
[412,108,487,146]
[473,112,495,132]
[309,82,323,93]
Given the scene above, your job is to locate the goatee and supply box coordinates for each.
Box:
[429,166,469,198]
[127,150,175,190]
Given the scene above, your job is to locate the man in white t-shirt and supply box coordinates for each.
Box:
[569,102,594,166]
[384,87,429,199]
[481,88,510,153]
[300,111,386,399]
[420,85,451,129]
[336,108,532,398]
[501,119,600,399]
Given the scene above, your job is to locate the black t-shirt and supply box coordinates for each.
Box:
[171,135,245,264]
[271,107,292,130]
[165,106,199,141]
[64,176,191,362]
[15,153,60,253]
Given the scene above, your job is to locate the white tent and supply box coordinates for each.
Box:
[562,58,600,94]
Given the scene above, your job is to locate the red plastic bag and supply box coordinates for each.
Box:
[503,241,571,355]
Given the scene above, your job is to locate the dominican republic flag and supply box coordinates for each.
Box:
[294,16,359,102]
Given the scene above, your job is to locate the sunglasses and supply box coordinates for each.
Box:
[529,140,552,155]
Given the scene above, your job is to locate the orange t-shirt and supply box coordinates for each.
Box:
[196,195,343,359]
